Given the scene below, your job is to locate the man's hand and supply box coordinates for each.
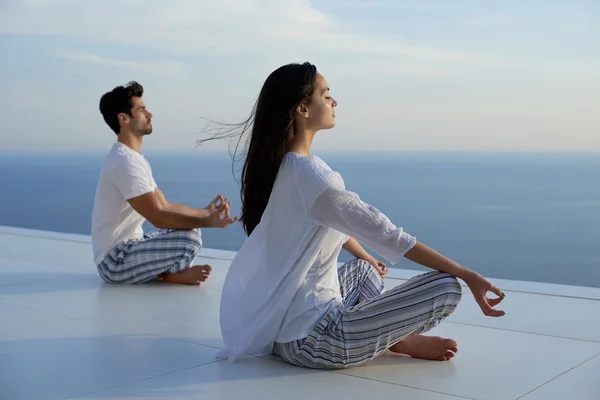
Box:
[206,194,226,214]
[204,196,238,228]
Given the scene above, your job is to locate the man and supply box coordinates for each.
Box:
[91,81,237,286]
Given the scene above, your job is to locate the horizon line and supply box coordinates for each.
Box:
[1,148,599,155]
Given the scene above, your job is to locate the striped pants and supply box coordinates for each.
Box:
[273,259,462,369]
[96,229,202,284]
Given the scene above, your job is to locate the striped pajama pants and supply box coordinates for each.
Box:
[273,259,462,369]
[96,229,202,284]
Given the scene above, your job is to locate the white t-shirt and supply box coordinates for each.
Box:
[218,153,416,361]
[91,142,157,265]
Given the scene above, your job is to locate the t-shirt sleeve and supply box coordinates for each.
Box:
[110,156,156,200]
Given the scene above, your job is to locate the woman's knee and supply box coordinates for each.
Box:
[349,259,383,281]
[420,271,462,306]
[350,258,375,273]
[354,258,372,271]
[340,258,367,276]
[435,272,462,305]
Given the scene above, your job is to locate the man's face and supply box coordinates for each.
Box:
[122,96,153,135]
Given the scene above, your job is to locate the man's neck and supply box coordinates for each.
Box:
[117,132,143,153]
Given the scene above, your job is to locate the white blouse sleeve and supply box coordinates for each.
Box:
[309,187,417,264]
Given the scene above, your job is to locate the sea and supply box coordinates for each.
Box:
[1,151,599,288]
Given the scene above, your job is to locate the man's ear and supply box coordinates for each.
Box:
[117,112,130,125]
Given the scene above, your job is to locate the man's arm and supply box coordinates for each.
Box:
[154,187,209,218]
[128,190,229,230]
[110,159,233,229]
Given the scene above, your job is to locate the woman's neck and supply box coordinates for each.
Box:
[288,127,316,156]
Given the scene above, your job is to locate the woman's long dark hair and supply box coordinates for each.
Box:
[197,62,318,236]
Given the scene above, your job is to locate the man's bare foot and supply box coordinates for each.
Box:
[389,335,458,361]
[162,265,212,286]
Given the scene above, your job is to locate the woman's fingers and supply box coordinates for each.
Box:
[488,296,504,306]
[477,295,505,317]
[489,283,505,298]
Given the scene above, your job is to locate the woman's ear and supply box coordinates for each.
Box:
[296,103,309,119]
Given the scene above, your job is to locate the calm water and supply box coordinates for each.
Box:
[1,151,599,288]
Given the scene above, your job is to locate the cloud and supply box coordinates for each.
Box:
[1,0,597,153]
[56,51,186,76]
[0,0,495,65]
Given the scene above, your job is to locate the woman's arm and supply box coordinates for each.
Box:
[343,237,388,278]
[404,241,475,282]
[342,238,389,279]
[310,188,415,264]
[342,237,371,260]
[310,187,506,317]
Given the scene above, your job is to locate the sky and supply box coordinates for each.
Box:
[0,0,598,153]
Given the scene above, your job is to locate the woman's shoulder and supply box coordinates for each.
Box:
[284,152,328,170]
[285,152,343,191]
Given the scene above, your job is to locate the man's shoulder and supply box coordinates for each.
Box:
[103,145,146,172]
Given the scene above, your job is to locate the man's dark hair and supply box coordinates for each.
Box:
[99,81,144,135]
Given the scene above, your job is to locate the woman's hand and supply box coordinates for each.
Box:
[364,256,388,279]
[464,272,506,317]
[403,242,506,317]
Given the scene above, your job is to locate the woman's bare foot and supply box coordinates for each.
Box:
[162,265,212,286]
[389,335,458,361]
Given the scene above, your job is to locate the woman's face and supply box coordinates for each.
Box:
[304,73,338,131]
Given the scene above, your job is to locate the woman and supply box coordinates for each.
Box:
[210,62,506,369]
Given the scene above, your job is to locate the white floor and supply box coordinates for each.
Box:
[1,225,599,400]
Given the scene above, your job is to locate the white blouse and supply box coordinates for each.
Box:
[218,153,416,361]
